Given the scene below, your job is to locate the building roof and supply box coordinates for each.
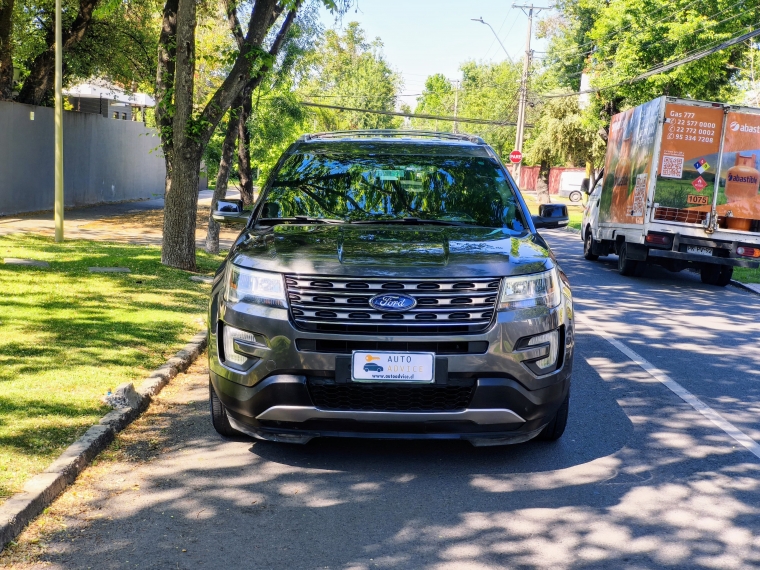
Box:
[64,80,155,107]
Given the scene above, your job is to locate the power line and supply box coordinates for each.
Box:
[300,100,531,127]
[303,92,423,98]
[542,23,760,98]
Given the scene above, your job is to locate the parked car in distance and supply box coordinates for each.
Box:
[558,170,586,203]
[208,130,574,447]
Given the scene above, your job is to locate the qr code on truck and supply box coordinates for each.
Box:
[661,155,683,179]
[631,173,647,217]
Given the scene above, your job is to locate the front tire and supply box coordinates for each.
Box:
[569,191,582,203]
[618,242,640,276]
[209,380,241,437]
[536,391,569,441]
[583,231,599,261]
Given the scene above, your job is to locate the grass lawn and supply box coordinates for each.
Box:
[0,235,223,501]
[733,266,760,284]
[521,192,584,231]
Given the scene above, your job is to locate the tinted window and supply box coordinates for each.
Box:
[260,147,527,232]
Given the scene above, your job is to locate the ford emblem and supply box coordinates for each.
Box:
[369,293,417,312]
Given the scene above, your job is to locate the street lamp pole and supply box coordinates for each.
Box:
[54,0,64,242]
[512,4,549,187]
[470,18,514,64]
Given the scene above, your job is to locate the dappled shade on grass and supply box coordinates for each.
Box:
[0,234,222,500]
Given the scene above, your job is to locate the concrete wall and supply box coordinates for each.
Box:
[0,100,165,216]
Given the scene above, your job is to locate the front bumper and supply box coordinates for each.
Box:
[208,282,574,445]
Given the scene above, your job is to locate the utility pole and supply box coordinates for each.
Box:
[512,4,548,187]
[452,79,460,133]
[54,0,64,242]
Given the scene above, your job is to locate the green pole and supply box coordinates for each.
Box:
[54,0,63,242]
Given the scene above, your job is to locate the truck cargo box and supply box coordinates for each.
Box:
[585,97,760,284]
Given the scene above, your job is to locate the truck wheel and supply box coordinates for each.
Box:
[701,265,733,287]
[569,191,582,203]
[617,242,640,276]
[536,391,569,441]
[716,266,733,286]
[209,380,241,438]
[583,231,599,261]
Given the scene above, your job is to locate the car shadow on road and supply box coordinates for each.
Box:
[8,346,760,570]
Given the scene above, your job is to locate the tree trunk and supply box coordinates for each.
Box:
[17,0,99,106]
[160,0,198,271]
[156,0,298,269]
[163,150,202,269]
[536,161,551,204]
[206,109,239,254]
[0,0,16,101]
[237,86,254,205]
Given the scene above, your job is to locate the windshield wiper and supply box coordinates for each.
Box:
[350,217,473,226]
[257,216,346,225]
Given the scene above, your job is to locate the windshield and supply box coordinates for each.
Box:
[258,147,527,232]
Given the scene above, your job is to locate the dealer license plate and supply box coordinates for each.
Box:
[351,351,435,383]
[686,245,713,256]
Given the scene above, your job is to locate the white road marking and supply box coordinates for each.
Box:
[577,314,760,461]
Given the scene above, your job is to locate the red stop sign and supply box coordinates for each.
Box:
[509,150,523,163]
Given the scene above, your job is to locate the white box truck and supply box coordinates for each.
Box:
[582,96,760,285]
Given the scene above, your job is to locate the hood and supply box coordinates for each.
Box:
[230,224,553,278]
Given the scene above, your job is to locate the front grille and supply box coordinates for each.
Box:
[296,339,489,355]
[308,381,475,412]
[286,275,500,335]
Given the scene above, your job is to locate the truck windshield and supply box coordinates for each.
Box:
[259,147,527,232]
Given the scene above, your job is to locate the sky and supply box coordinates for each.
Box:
[318,0,551,109]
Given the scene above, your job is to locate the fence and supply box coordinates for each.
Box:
[507,165,586,194]
[0,100,166,216]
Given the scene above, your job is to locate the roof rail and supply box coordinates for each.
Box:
[300,130,486,144]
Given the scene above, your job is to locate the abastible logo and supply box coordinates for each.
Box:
[369,293,417,312]
[727,173,759,184]
[729,121,760,133]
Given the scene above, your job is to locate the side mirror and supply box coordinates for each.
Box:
[581,178,590,195]
[212,199,248,226]
[532,204,569,229]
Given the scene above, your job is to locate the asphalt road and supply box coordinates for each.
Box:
[10,228,760,570]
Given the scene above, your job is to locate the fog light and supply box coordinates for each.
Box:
[222,325,257,365]
[528,330,559,370]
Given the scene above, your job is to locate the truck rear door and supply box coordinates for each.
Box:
[652,100,725,226]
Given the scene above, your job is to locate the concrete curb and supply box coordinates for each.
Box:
[0,330,207,552]
[730,280,760,296]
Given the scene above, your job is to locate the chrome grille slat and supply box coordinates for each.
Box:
[286,275,499,335]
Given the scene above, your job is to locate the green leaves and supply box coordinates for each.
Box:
[543,0,760,108]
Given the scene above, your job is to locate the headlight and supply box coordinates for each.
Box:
[498,268,561,311]
[225,265,286,308]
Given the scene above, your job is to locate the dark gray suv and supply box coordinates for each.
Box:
[208,131,574,446]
